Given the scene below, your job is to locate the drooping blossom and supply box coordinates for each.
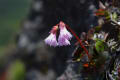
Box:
[59,21,72,40]
[44,21,90,60]
[58,21,72,46]
[45,26,58,47]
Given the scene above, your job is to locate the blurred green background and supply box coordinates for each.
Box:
[0,0,30,54]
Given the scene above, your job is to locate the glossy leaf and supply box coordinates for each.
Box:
[95,40,105,53]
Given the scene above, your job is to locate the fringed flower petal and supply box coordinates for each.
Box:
[45,33,58,47]
[45,22,72,47]
[60,27,72,40]
[59,21,72,40]
[58,35,70,46]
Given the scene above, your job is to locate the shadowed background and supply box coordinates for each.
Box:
[0,0,100,80]
[0,0,30,48]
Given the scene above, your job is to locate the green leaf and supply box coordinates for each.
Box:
[112,12,117,21]
[95,40,105,53]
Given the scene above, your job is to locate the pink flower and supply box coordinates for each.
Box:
[58,36,70,46]
[44,21,72,47]
[58,21,72,46]
[44,26,58,47]
[59,21,72,40]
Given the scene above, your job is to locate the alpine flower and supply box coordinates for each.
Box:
[59,21,72,40]
[58,21,72,46]
[44,21,90,60]
[45,26,58,47]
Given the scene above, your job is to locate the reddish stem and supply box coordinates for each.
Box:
[65,25,91,60]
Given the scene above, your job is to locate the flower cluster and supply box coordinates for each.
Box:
[45,21,72,47]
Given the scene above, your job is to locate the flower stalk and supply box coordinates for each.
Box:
[65,24,91,60]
